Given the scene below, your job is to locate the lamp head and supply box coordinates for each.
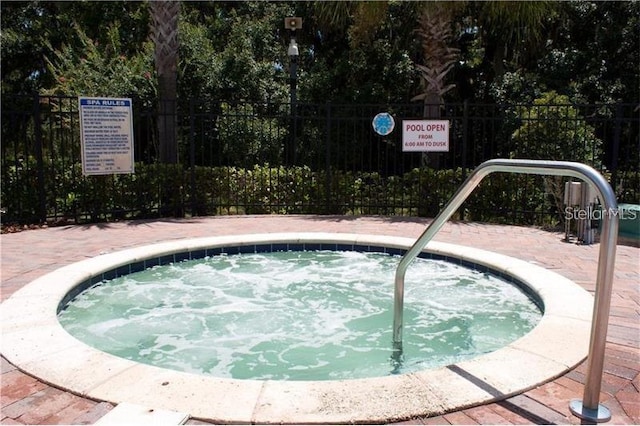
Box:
[284,17,302,31]
[288,39,299,57]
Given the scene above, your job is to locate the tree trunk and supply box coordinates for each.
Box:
[157,79,178,164]
[423,91,442,169]
[149,0,179,165]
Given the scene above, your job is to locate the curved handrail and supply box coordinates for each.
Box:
[393,159,618,422]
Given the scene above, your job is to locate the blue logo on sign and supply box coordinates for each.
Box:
[372,112,395,136]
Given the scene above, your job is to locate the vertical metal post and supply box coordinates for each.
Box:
[285,18,301,167]
[289,52,298,165]
[33,94,46,223]
[609,104,623,196]
[393,159,618,422]
[462,100,468,172]
[189,100,197,215]
[325,103,332,213]
[570,199,618,422]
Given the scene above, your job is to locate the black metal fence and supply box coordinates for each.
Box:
[1,94,638,225]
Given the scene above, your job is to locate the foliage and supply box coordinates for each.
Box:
[178,17,222,101]
[488,71,545,106]
[542,1,639,104]
[302,36,417,104]
[1,2,54,94]
[481,2,639,105]
[477,1,557,73]
[313,1,390,49]
[1,1,150,94]
[43,23,156,104]
[194,1,294,103]
[511,91,603,164]
[510,91,604,220]
[2,158,565,227]
[298,1,420,104]
[216,103,286,165]
[3,1,638,105]
[1,1,638,229]
[1,155,42,223]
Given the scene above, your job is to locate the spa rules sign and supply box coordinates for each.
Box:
[402,120,450,152]
[79,96,134,175]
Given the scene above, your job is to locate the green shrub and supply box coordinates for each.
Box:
[511,91,603,163]
[510,91,604,223]
[216,103,286,166]
[1,155,42,223]
[0,159,585,227]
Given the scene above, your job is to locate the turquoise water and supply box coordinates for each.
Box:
[58,250,541,381]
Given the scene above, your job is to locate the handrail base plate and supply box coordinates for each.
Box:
[569,399,611,423]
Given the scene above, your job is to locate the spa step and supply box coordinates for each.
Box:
[95,402,189,425]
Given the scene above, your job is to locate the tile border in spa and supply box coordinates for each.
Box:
[0,233,594,424]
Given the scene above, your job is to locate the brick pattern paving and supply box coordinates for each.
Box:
[1,216,638,425]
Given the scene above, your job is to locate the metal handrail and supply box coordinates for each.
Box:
[393,159,618,423]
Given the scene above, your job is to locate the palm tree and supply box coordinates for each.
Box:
[412,3,464,168]
[314,1,556,107]
[412,3,461,119]
[149,0,180,164]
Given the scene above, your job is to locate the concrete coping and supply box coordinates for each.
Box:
[0,233,593,424]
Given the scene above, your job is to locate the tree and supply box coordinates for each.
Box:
[202,1,295,102]
[412,3,461,117]
[314,1,389,48]
[3,1,637,108]
[412,3,462,169]
[1,1,54,94]
[308,1,419,103]
[310,1,558,105]
[477,1,557,79]
[1,1,150,95]
[149,0,180,164]
[43,23,155,101]
[539,1,639,104]
[511,91,603,219]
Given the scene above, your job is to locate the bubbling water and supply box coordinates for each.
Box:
[59,250,541,380]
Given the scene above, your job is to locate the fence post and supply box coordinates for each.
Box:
[189,99,197,215]
[324,102,332,213]
[33,94,47,223]
[462,100,469,172]
[609,104,623,193]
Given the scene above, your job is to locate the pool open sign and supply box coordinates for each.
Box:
[402,120,450,152]
[79,96,134,175]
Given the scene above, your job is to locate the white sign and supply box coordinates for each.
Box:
[402,120,450,152]
[79,96,135,175]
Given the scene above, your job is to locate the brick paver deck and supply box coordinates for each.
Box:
[1,216,638,424]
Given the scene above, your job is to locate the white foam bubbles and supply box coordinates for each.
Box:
[58,250,541,380]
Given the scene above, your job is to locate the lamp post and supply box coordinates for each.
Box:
[287,34,299,108]
[285,17,301,165]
